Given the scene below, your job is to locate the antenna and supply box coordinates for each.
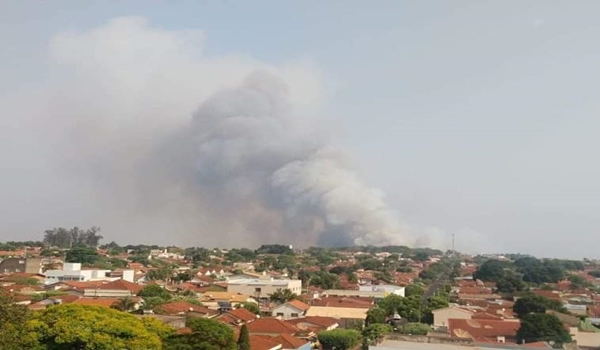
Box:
[452,233,456,255]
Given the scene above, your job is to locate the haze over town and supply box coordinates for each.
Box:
[2,1,600,259]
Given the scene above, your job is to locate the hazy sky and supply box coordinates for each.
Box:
[1,1,599,258]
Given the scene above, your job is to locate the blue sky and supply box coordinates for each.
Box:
[1,1,600,258]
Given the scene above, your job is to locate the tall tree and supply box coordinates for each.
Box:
[514,294,567,318]
[0,292,38,350]
[237,324,250,350]
[269,288,297,303]
[65,245,99,264]
[30,304,164,349]
[517,313,571,345]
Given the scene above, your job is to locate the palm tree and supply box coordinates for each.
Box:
[111,296,137,312]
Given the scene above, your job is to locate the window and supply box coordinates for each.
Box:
[291,313,299,318]
[276,313,284,317]
[255,288,262,292]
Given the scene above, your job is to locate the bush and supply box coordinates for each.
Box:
[318,329,361,350]
[362,324,392,345]
[399,322,430,335]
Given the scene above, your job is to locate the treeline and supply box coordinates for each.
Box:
[474,256,591,293]
[43,227,103,248]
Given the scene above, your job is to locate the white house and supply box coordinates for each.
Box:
[227,277,302,299]
[45,263,110,285]
[272,300,310,320]
[358,284,405,297]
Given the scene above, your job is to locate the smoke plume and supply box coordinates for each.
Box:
[185,71,407,246]
[2,17,412,247]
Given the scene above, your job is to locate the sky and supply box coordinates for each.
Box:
[1,1,599,258]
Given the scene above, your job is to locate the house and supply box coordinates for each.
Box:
[156,301,218,317]
[311,296,374,308]
[0,257,42,274]
[324,289,386,300]
[249,335,282,350]
[432,307,474,328]
[305,306,369,328]
[83,279,142,297]
[272,300,311,320]
[200,291,257,309]
[272,333,312,350]
[448,318,520,344]
[45,263,110,284]
[358,284,405,297]
[215,307,259,326]
[227,277,302,299]
[246,318,300,336]
[287,316,339,332]
[0,272,46,285]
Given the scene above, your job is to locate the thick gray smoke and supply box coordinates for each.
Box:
[2,17,416,248]
[185,72,407,246]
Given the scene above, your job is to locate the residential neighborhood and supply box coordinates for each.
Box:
[2,231,600,349]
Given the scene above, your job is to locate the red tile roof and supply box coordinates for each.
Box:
[287,316,338,330]
[158,301,216,316]
[227,307,258,322]
[286,299,310,312]
[272,333,309,349]
[97,279,143,294]
[449,318,520,341]
[60,281,106,290]
[247,318,299,335]
[249,335,282,350]
[73,298,121,308]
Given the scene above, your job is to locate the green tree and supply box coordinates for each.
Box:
[362,324,392,346]
[568,274,588,290]
[517,313,571,345]
[142,296,168,310]
[237,302,260,315]
[473,259,511,282]
[29,304,164,349]
[139,284,172,300]
[318,329,361,350]
[514,294,567,318]
[269,288,297,303]
[405,284,424,297]
[365,307,387,325]
[378,294,404,316]
[186,317,237,350]
[399,322,430,335]
[111,296,137,312]
[65,245,100,264]
[0,292,39,350]
[496,271,526,293]
[237,324,251,350]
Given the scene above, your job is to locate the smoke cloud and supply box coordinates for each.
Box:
[1,17,412,248]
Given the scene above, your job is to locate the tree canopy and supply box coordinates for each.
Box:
[65,245,100,265]
[318,329,361,350]
[139,284,172,300]
[0,293,39,350]
[517,313,571,345]
[269,288,297,303]
[513,294,567,318]
[44,227,103,248]
[164,317,237,350]
[29,304,165,349]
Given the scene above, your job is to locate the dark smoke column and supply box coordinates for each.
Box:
[187,71,408,247]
